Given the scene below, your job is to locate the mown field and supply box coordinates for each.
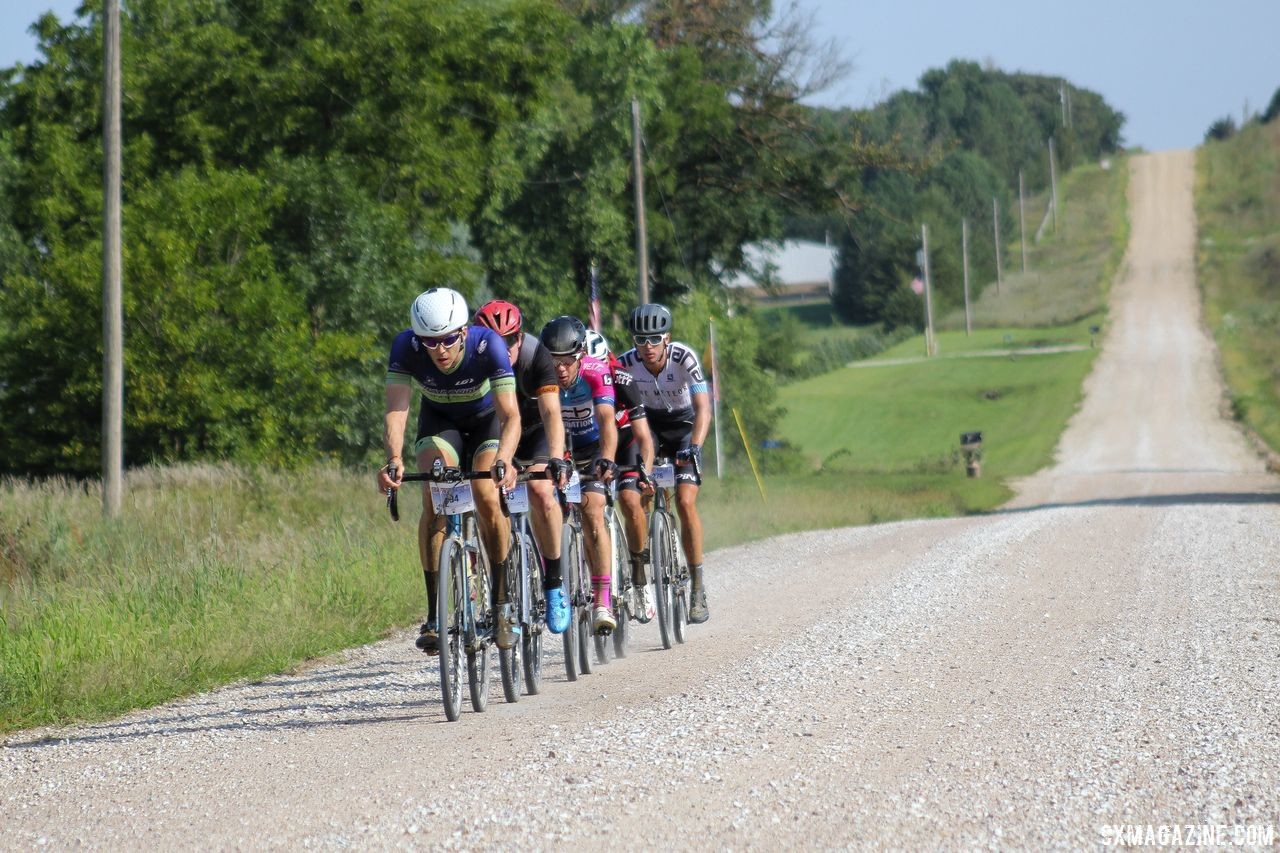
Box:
[1195,118,1280,460]
[0,155,1130,733]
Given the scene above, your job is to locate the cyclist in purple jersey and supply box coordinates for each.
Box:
[617,302,712,624]
[585,330,657,623]
[541,316,618,634]
[473,299,573,635]
[378,288,521,654]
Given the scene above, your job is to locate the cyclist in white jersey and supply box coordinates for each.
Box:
[616,303,712,623]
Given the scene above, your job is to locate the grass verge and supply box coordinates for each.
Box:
[1195,119,1280,458]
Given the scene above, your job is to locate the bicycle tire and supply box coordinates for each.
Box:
[466,541,492,713]
[593,514,613,667]
[561,520,581,682]
[611,510,629,659]
[522,532,544,695]
[576,519,595,676]
[437,539,464,722]
[672,521,688,645]
[499,529,524,704]
[651,509,675,650]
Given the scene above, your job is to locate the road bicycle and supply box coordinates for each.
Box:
[558,469,592,680]
[496,466,561,701]
[648,456,698,649]
[596,484,631,663]
[387,460,498,722]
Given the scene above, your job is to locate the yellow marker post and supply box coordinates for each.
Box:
[732,407,766,501]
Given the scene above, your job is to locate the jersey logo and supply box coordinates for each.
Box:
[477,337,488,354]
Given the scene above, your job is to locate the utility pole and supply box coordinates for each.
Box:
[103,0,123,519]
[921,224,935,357]
[709,318,723,479]
[993,197,1003,294]
[630,98,649,305]
[1060,80,1067,127]
[1048,137,1060,235]
[961,217,972,335]
[1018,169,1028,273]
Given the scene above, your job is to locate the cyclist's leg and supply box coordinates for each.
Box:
[669,423,708,622]
[514,424,562,591]
[412,410,463,650]
[580,488,615,629]
[615,434,649,585]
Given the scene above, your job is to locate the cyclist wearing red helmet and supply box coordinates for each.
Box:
[473,299,573,634]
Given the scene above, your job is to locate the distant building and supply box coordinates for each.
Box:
[724,239,838,300]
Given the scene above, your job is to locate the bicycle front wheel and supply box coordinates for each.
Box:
[437,539,465,722]
[611,510,630,659]
[499,529,526,704]
[466,543,492,713]
[672,523,689,645]
[561,521,581,682]
[650,509,675,650]
[522,530,545,695]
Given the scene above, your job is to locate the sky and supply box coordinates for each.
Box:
[2,0,1277,151]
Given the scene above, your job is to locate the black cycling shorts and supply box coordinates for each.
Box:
[514,421,550,466]
[649,418,700,486]
[415,404,501,469]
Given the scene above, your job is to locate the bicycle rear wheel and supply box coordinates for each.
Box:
[672,524,688,645]
[522,531,544,695]
[466,543,492,713]
[499,530,525,704]
[437,539,464,722]
[576,526,595,675]
[561,520,581,682]
[650,509,675,650]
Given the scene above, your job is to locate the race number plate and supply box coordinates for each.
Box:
[505,483,530,514]
[653,463,676,488]
[565,470,583,504]
[430,481,475,515]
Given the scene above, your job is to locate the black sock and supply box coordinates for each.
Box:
[542,553,563,591]
[690,563,704,594]
[630,549,650,585]
[425,570,437,624]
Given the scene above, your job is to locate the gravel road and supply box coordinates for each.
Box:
[4,150,1278,849]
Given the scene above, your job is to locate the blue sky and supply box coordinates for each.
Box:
[3,0,1277,151]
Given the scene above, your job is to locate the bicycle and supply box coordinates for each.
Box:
[558,469,594,680]
[596,483,630,663]
[647,454,699,649]
[496,466,562,701]
[387,460,499,722]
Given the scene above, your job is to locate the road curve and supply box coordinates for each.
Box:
[3,151,1278,849]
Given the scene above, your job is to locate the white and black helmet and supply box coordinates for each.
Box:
[583,329,611,360]
[410,288,469,337]
[627,303,672,335]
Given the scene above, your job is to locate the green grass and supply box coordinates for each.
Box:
[942,157,1130,330]
[778,344,1096,476]
[1195,119,1280,458]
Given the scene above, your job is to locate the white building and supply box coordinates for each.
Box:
[724,239,838,299]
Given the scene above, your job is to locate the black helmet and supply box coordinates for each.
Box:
[540,315,587,356]
[628,303,672,335]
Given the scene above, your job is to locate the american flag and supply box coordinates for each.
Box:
[588,263,601,331]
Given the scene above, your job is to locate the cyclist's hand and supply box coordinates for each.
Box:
[676,444,702,468]
[379,457,403,493]
[594,458,617,484]
[547,457,570,488]
[492,458,517,490]
[639,472,656,496]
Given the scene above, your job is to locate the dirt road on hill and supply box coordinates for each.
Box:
[3,150,1278,849]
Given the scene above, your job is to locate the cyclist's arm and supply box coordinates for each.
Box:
[595,402,617,461]
[493,389,521,470]
[537,391,565,459]
[690,389,711,448]
[632,414,655,474]
[383,381,412,464]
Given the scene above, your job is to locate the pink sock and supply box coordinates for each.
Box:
[592,575,611,609]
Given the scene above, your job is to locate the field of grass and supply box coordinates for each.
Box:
[1195,119,1280,458]
[778,341,1096,476]
[943,157,1130,330]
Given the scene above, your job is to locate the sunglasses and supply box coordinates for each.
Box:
[419,332,462,349]
[551,353,581,366]
[633,334,665,347]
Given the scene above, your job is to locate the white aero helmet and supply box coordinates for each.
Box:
[410,288,468,337]
[583,329,611,361]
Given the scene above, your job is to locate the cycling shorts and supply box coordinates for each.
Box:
[649,417,700,486]
[415,404,501,469]
[615,425,643,494]
[514,421,550,466]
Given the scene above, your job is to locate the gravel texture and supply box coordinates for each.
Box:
[3,150,1278,849]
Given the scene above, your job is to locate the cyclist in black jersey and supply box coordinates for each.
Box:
[617,303,712,623]
[473,300,573,635]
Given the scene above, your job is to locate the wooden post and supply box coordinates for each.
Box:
[103,0,123,518]
[1048,137,1059,235]
[631,98,649,304]
[962,217,971,335]
[1019,169,1028,273]
[921,223,935,357]
[993,197,1003,294]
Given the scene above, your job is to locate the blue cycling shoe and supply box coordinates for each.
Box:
[546,587,571,634]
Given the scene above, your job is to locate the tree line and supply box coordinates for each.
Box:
[0,2,1125,478]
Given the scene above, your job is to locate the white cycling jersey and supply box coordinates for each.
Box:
[616,341,709,423]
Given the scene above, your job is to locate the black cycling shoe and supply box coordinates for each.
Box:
[688,589,709,624]
[415,621,439,656]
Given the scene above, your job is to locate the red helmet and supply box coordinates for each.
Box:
[474,300,522,337]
